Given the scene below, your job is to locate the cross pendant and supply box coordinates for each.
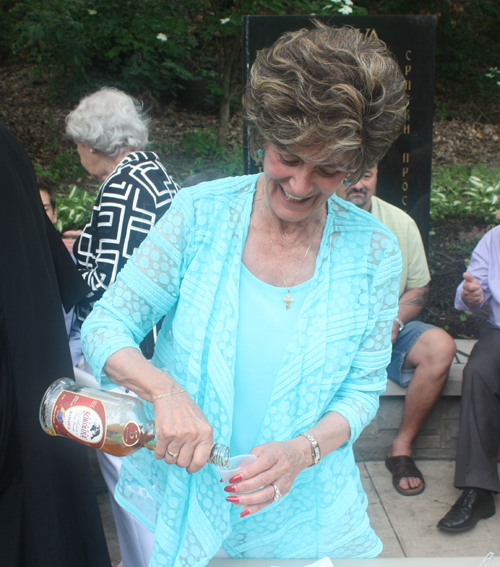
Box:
[283,290,294,311]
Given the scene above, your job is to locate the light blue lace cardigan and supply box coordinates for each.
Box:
[82,174,402,567]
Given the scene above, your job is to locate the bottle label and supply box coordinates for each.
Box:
[51,390,107,449]
[123,421,141,446]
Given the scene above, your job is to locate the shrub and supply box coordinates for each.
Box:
[34,148,88,184]
[54,185,94,233]
[431,165,500,222]
[10,0,195,101]
[367,0,500,109]
[181,128,244,178]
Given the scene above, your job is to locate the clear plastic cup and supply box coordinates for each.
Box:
[217,454,257,507]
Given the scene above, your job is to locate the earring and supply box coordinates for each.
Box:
[89,148,95,153]
[257,149,264,157]
[343,177,350,186]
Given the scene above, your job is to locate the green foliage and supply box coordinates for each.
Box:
[322,0,367,15]
[434,100,452,121]
[34,148,88,184]
[54,185,94,233]
[0,1,16,60]
[431,165,500,222]
[366,0,500,107]
[181,128,244,177]
[10,0,195,101]
[7,0,367,108]
[482,68,500,101]
[5,0,500,119]
[35,147,97,232]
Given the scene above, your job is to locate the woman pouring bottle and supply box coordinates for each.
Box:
[81,22,407,565]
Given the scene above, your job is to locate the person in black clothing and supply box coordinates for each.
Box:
[0,122,110,567]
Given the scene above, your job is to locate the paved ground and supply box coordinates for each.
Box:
[359,461,499,558]
[91,455,500,564]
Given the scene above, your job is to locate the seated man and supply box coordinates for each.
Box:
[337,165,456,496]
[437,217,500,532]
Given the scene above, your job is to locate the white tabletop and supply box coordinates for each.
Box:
[208,558,499,567]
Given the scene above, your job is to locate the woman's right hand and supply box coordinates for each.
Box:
[103,348,213,473]
[152,391,214,473]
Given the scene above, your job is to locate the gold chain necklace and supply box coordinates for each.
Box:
[264,207,323,311]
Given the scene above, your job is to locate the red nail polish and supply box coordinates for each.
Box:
[224,485,237,492]
[226,496,240,503]
[229,473,243,483]
[240,508,251,518]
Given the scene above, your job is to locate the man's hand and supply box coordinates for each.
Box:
[461,272,484,310]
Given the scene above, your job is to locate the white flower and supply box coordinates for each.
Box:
[220,18,230,24]
[329,0,342,3]
[339,5,353,14]
[156,33,168,42]
[344,0,354,5]
[88,9,97,15]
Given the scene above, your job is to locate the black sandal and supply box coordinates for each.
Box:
[385,455,425,496]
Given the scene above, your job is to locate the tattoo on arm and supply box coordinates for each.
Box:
[400,286,429,308]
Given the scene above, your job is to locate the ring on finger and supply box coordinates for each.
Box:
[271,484,282,502]
[166,450,179,459]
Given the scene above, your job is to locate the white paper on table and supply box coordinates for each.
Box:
[271,558,334,567]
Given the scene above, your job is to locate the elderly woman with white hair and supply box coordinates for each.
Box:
[64,87,179,567]
[65,87,179,324]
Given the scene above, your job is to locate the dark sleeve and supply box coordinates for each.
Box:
[45,214,91,313]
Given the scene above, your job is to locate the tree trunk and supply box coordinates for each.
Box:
[217,32,241,147]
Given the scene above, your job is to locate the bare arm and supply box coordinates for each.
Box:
[103,347,177,401]
[392,285,429,342]
[104,347,213,473]
[283,411,351,473]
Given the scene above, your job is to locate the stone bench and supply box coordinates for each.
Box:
[354,339,476,461]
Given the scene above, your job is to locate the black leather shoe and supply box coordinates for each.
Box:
[437,487,495,532]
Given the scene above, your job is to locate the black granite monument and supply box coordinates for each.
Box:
[243,15,436,249]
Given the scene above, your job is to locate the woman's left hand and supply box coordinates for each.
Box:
[223,438,311,516]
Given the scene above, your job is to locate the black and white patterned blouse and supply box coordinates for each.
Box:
[75,151,179,324]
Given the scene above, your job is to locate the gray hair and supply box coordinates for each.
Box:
[244,22,408,183]
[65,87,150,157]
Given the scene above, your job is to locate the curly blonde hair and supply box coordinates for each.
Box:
[243,22,408,182]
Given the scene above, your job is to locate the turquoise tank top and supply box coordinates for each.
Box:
[230,263,311,456]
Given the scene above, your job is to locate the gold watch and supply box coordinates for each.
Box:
[299,431,321,466]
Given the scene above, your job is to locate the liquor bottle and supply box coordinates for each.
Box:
[39,377,230,466]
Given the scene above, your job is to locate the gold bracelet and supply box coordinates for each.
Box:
[152,389,185,404]
[299,431,321,466]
